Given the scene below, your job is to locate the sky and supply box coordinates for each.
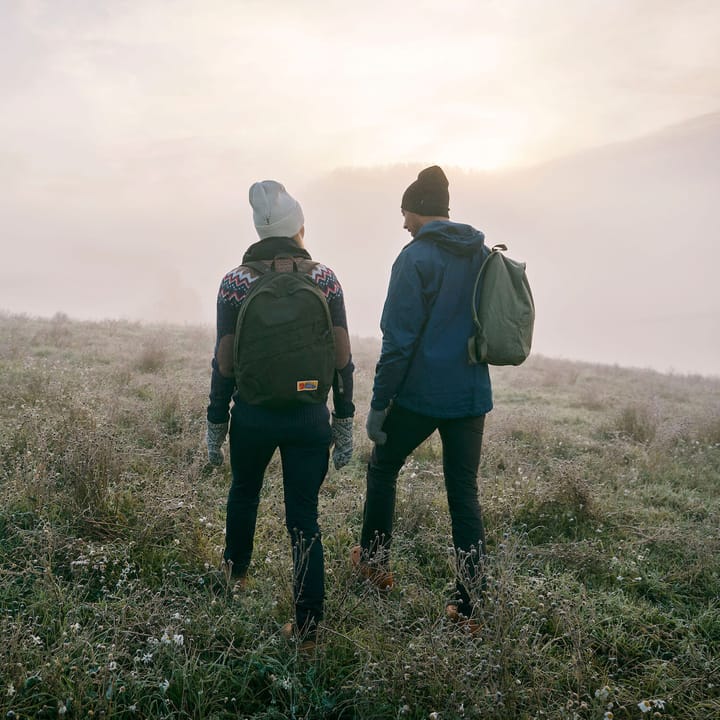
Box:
[2,0,719,182]
[2,0,720,376]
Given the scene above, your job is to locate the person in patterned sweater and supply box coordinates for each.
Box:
[206,180,355,648]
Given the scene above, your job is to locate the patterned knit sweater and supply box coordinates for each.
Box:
[207,236,355,426]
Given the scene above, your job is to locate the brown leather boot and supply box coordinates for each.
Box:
[350,545,394,590]
[446,603,482,636]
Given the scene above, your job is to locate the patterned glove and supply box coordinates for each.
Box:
[331,415,353,470]
[206,420,229,466]
[365,407,388,446]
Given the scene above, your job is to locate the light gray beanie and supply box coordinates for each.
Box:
[249,180,305,239]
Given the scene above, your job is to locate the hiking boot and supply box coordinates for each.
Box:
[350,545,394,590]
[214,558,248,594]
[281,622,317,654]
[231,575,248,592]
[208,571,247,596]
[446,604,482,636]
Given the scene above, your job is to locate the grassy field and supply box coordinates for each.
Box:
[0,312,718,720]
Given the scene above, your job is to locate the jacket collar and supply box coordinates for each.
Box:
[242,236,312,263]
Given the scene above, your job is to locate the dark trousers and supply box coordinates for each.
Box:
[225,415,331,632]
[360,405,486,615]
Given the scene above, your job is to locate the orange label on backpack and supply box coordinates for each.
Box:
[297,380,319,391]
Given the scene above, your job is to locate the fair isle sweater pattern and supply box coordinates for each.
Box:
[218,262,343,308]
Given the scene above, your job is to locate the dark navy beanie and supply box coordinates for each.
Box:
[401,165,449,216]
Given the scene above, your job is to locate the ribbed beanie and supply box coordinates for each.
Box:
[249,180,305,239]
[401,165,450,216]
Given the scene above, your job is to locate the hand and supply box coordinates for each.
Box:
[331,415,353,470]
[206,420,229,466]
[365,407,388,446]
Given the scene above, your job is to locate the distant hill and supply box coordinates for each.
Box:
[1,114,718,376]
[302,113,720,376]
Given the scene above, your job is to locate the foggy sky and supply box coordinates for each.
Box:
[2,0,720,180]
[2,0,720,377]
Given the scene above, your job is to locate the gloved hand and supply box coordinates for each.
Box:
[331,415,353,470]
[206,420,229,466]
[365,407,388,446]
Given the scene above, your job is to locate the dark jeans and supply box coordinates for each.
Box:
[225,413,331,633]
[361,404,486,615]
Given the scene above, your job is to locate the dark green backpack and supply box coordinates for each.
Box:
[233,256,335,408]
[468,244,535,366]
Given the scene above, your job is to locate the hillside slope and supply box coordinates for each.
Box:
[0,314,718,718]
[2,114,718,375]
[304,113,720,375]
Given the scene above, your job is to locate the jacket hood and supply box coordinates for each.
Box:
[413,220,485,257]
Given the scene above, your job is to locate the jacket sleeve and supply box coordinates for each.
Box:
[326,276,355,419]
[308,262,355,418]
[371,248,431,410]
[207,355,235,424]
[332,356,355,419]
[206,275,241,424]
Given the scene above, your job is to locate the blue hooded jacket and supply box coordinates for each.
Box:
[371,220,493,418]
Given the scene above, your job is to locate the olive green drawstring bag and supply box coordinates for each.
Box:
[468,244,535,366]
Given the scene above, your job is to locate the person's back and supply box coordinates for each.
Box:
[355,166,492,631]
[373,219,492,418]
[206,180,355,649]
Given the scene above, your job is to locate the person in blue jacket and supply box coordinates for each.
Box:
[352,166,492,628]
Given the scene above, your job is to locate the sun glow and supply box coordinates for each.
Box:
[433,135,521,172]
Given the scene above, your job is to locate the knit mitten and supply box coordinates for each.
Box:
[331,415,353,470]
[206,421,229,466]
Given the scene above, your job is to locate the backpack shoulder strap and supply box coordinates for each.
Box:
[242,260,271,276]
[295,257,322,276]
[471,244,506,326]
